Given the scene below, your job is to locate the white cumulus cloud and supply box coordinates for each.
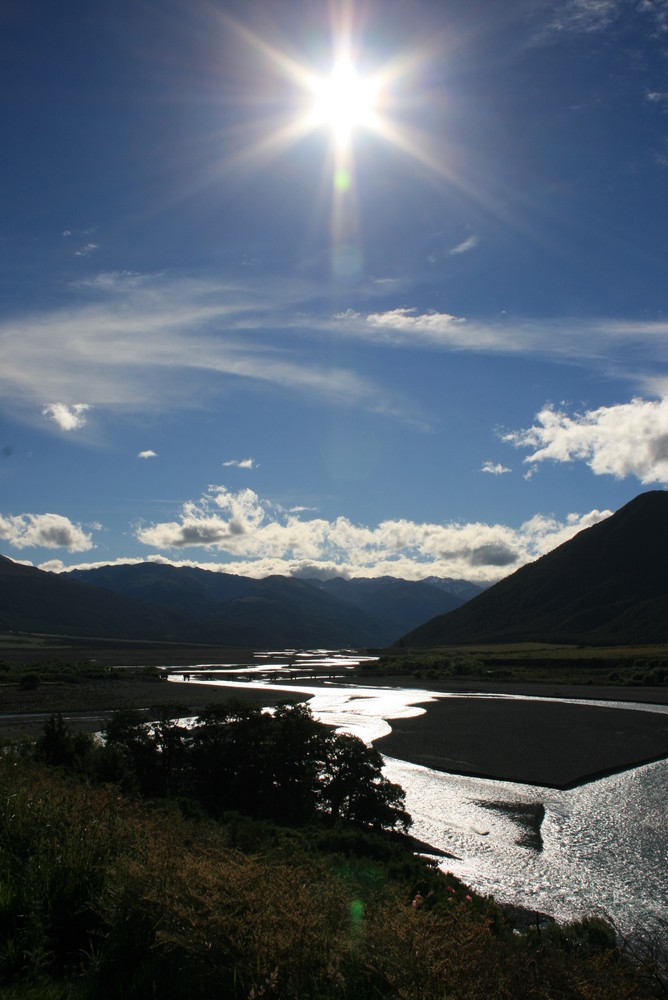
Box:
[481,461,512,475]
[133,484,611,584]
[366,307,468,342]
[138,450,158,459]
[42,403,91,431]
[504,396,668,483]
[0,512,94,551]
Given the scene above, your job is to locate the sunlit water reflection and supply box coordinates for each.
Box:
[382,756,667,933]
[167,660,667,935]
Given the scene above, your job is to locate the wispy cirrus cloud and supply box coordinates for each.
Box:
[80,270,151,291]
[42,403,91,431]
[4,271,668,438]
[74,242,98,258]
[449,235,479,255]
[504,395,668,483]
[1,274,413,428]
[131,483,611,583]
[531,0,668,41]
[0,512,94,551]
[222,457,256,469]
[332,308,668,371]
[547,0,620,34]
[639,0,668,34]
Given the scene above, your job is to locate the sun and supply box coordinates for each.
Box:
[211,10,455,195]
[307,59,380,147]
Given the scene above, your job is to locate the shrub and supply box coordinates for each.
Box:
[18,673,40,691]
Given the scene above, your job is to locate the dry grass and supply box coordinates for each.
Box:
[0,754,661,999]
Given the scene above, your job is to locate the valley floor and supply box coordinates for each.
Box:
[1,661,666,788]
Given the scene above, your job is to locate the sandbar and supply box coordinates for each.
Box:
[372,692,668,788]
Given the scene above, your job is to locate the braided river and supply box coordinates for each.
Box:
[169,652,668,940]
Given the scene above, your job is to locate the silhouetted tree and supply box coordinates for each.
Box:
[187,700,273,818]
[36,713,93,771]
[319,731,411,832]
[42,700,412,833]
[103,709,161,796]
[265,701,324,824]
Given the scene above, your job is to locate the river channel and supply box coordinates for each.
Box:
[167,651,668,939]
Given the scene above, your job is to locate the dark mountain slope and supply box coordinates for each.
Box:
[400,491,668,646]
[422,577,485,601]
[0,557,387,646]
[180,576,388,648]
[4,558,461,647]
[319,576,464,637]
[69,562,253,615]
[0,555,182,639]
[68,565,467,645]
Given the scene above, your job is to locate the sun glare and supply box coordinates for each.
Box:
[213,11,457,202]
[308,59,379,146]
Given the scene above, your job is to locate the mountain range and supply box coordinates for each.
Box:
[3,491,667,649]
[402,490,668,647]
[0,557,472,648]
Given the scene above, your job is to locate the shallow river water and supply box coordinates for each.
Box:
[168,660,667,937]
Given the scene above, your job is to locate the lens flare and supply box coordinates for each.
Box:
[334,168,351,191]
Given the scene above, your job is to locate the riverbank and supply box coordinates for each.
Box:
[1,669,667,788]
[0,675,292,741]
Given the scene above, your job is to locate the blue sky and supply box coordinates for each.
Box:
[2,0,668,584]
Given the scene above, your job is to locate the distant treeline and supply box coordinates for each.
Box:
[373,651,668,686]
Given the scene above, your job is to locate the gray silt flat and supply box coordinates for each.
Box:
[373,695,668,788]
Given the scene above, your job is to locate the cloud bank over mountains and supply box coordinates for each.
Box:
[9,485,607,585]
[0,513,93,553]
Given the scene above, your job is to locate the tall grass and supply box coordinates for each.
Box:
[0,753,662,998]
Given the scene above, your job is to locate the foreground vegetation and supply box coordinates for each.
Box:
[0,706,666,998]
